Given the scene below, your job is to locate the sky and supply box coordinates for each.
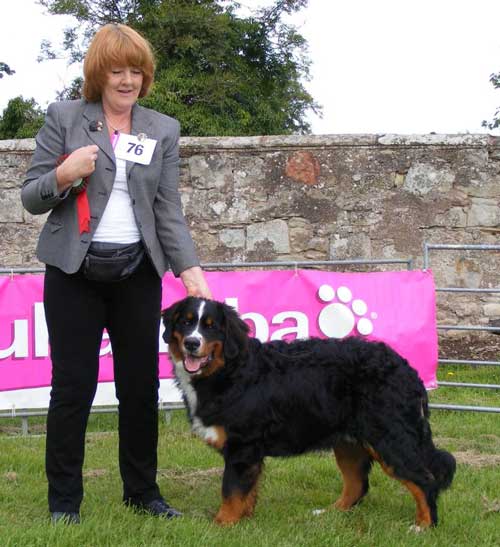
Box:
[1,0,500,135]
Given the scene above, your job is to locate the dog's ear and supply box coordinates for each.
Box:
[221,302,250,361]
[161,299,184,343]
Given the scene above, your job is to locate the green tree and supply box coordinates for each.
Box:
[39,0,320,136]
[0,96,45,139]
[56,76,83,101]
[482,72,500,130]
[0,62,15,79]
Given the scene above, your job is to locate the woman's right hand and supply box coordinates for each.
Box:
[56,145,99,192]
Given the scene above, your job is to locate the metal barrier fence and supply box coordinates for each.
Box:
[423,243,500,414]
[0,403,186,436]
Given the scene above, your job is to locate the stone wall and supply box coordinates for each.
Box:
[2,134,500,354]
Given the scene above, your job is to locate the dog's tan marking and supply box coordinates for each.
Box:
[365,445,381,463]
[365,445,395,473]
[366,445,432,528]
[244,480,259,518]
[401,480,432,528]
[214,463,262,525]
[215,493,250,525]
[168,335,183,362]
[205,425,227,451]
[333,443,370,510]
[199,341,225,378]
[214,480,260,525]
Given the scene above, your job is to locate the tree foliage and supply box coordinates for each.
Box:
[57,76,84,101]
[38,0,320,136]
[482,72,500,130]
[0,62,15,79]
[0,96,45,139]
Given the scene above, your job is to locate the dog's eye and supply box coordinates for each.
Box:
[203,318,216,329]
[182,318,194,326]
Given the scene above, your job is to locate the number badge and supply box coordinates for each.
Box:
[114,133,157,165]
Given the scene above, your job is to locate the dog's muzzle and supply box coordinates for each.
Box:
[182,337,211,373]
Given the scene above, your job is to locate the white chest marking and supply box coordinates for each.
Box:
[172,354,215,442]
[172,300,219,441]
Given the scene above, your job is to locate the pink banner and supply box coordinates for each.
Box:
[0,269,438,394]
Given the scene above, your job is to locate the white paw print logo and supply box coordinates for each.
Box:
[317,284,377,338]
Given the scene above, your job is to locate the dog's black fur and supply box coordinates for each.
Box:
[162,296,455,527]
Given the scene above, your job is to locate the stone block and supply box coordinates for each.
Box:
[284,151,321,185]
[403,163,455,196]
[247,219,290,253]
[0,189,24,222]
[483,303,500,317]
[219,228,245,249]
[467,198,500,227]
[329,233,372,260]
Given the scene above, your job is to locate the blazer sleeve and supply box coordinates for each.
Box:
[21,102,69,215]
[153,120,200,276]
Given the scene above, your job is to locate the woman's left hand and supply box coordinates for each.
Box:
[179,266,212,299]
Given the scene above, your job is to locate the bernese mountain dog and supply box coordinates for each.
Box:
[162,296,455,528]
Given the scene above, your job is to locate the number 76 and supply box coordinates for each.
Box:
[127,142,144,155]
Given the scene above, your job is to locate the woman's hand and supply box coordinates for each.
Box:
[56,145,99,192]
[179,266,212,299]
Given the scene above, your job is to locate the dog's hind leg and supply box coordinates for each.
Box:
[333,441,373,511]
[366,445,435,529]
[400,479,437,530]
[214,459,263,525]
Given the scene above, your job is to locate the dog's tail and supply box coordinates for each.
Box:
[421,397,456,492]
[427,447,456,491]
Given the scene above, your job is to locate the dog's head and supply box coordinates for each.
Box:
[162,297,249,377]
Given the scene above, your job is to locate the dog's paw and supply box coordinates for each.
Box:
[214,507,244,526]
[312,508,326,516]
[214,514,239,526]
[333,498,354,511]
[409,524,426,533]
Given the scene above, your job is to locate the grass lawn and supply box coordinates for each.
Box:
[0,366,498,547]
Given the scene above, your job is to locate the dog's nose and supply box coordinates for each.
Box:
[184,337,201,352]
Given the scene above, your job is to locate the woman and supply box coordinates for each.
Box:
[22,23,211,524]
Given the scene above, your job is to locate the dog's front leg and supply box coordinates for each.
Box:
[214,457,263,526]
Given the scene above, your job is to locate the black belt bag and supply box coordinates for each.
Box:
[82,241,145,283]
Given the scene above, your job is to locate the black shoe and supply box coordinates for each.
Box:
[50,511,80,524]
[130,498,182,519]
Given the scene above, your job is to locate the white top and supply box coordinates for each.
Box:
[92,158,141,243]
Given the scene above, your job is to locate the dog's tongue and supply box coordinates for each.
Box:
[184,355,209,373]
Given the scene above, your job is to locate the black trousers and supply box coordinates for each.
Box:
[43,258,162,512]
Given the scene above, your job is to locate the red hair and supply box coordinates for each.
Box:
[83,24,155,102]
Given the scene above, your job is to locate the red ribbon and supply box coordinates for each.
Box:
[76,191,90,233]
[56,154,90,234]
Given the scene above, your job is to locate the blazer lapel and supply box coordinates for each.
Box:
[82,101,115,164]
[127,103,154,179]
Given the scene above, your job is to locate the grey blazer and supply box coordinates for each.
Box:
[22,99,200,277]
